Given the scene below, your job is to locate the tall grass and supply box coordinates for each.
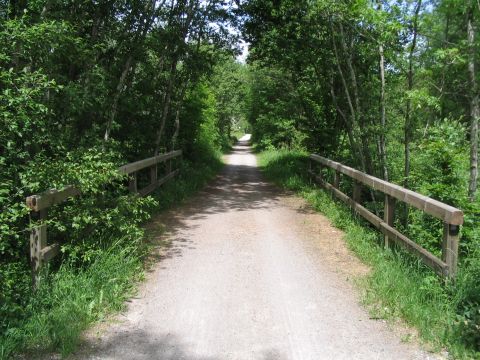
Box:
[1,237,144,358]
[258,149,477,358]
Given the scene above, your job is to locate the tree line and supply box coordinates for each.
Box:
[243,0,478,199]
[0,0,243,354]
[240,0,480,351]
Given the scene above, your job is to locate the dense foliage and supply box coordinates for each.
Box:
[0,1,244,357]
[1,0,480,357]
[240,0,480,353]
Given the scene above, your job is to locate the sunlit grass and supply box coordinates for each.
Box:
[258,149,475,358]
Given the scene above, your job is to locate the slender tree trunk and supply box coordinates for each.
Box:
[404,0,421,188]
[153,0,197,155]
[338,22,374,175]
[403,0,422,224]
[104,55,133,141]
[330,21,367,172]
[377,0,388,181]
[103,0,158,142]
[467,0,479,201]
[171,108,181,151]
[439,8,450,120]
[170,77,190,150]
[154,58,178,155]
[330,75,357,157]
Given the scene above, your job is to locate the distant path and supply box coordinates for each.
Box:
[76,136,434,360]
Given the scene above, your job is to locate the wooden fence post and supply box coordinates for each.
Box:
[150,165,157,185]
[166,159,172,174]
[442,223,459,278]
[384,195,396,248]
[333,170,340,189]
[129,172,138,193]
[30,209,47,288]
[353,180,362,203]
[317,164,324,182]
[308,152,464,278]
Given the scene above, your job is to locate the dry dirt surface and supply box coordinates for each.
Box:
[72,136,437,360]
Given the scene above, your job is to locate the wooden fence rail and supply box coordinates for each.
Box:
[308,154,463,279]
[26,150,182,286]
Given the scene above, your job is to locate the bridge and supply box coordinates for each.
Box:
[25,136,462,359]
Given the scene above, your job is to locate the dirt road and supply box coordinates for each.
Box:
[78,137,434,359]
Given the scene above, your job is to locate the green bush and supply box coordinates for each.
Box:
[0,61,226,357]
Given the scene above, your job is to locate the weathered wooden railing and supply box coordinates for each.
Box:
[309,154,463,279]
[26,150,182,284]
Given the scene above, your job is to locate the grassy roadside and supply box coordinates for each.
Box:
[0,152,223,359]
[258,149,477,359]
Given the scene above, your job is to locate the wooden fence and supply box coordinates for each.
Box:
[309,154,463,279]
[26,150,182,285]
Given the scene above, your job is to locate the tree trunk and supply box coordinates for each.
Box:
[154,58,178,155]
[104,55,133,141]
[377,0,388,181]
[403,0,422,224]
[330,21,367,172]
[103,0,158,142]
[338,22,374,176]
[467,0,479,201]
[153,0,197,155]
[439,8,450,120]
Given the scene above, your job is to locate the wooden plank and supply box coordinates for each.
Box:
[309,170,448,277]
[442,223,459,278]
[118,150,182,175]
[310,171,381,227]
[352,181,362,204]
[40,243,60,262]
[310,154,463,225]
[379,222,448,277]
[333,171,340,189]
[26,152,182,210]
[30,224,47,272]
[150,165,157,184]
[165,159,172,174]
[137,169,179,197]
[26,186,80,212]
[129,172,138,193]
[384,195,396,248]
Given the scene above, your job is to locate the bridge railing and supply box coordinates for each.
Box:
[309,154,463,279]
[26,150,182,285]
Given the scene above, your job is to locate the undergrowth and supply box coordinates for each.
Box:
[258,149,479,359]
[0,152,223,359]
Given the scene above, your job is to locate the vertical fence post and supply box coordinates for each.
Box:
[442,223,459,278]
[129,172,138,193]
[384,195,396,248]
[352,180,362,204]
[150,165,157,186]
[166,158,172,175]
[30,209,47,288]
[333,170,340,189]
[317,164,324,182]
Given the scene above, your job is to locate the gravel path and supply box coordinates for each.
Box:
[76,136,435,360]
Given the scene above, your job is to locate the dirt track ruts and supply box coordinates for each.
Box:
[74,137,436,360]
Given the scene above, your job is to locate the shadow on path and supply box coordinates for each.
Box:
[80,329,288,360]
[142,140,284,267]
